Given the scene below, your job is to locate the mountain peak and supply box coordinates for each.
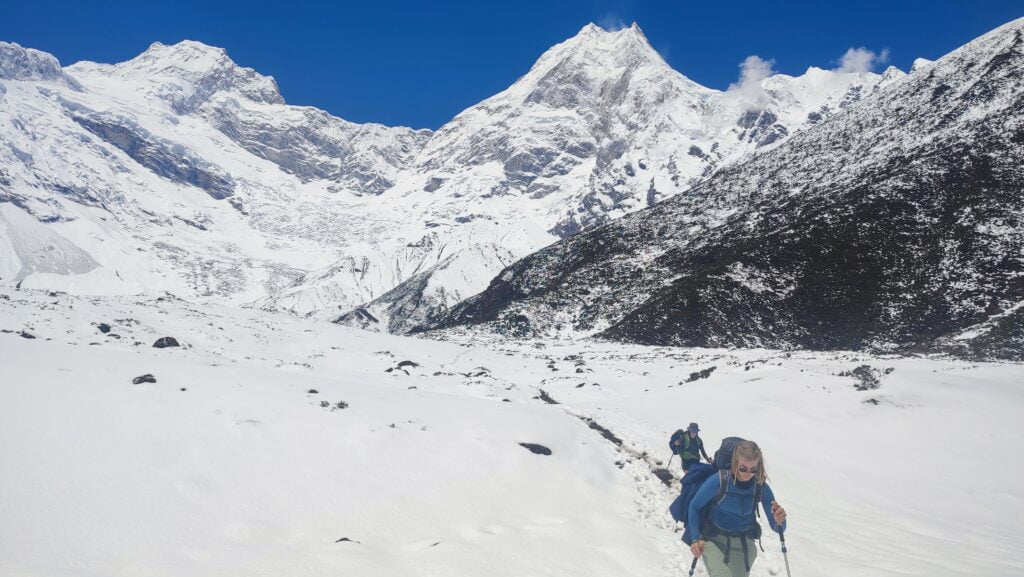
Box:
[105,39,284,111]
[910,58,934,73]
[532,21,668,77]
[140,40,231,66]
[571,21,650,47]
[0,41,82,89]
[881,65,906,80]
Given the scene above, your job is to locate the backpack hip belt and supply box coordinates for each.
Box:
[704,522,761,572]
[704,520,761,540]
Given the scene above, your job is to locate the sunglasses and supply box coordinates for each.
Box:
[737,465,760,474]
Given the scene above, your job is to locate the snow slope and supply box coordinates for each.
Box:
[1,286,1022,577]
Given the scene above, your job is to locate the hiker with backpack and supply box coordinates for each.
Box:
[687,440,787,577]
[671,422,712,472]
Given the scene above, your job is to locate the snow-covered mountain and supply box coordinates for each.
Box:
[425,18,1024,359]
[317,25,899,333]
[0,38,433,303]
[1,24,896,333]
[257,23,904,331]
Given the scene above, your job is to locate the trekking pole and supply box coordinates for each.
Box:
[779,531,792,577]
[668,453,675,469]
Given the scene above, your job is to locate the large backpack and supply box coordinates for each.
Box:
[669,462,715,523]
[713,436,746,470]
[669,429,686,454]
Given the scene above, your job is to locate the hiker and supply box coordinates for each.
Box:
[674,422,711,472]
[688,440,787,577]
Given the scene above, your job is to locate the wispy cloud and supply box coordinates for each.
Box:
[598,14,628,32]
[727,55,776,108]
[836,47,891,73]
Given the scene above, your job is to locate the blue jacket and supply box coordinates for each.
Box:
[687,472,786,541]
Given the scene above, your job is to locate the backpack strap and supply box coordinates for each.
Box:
[714,470,729,506]
[753,482,763,518]
[751,482,765,554]
[698,470,731,538]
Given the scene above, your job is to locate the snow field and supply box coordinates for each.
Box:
[1,289,1022,576]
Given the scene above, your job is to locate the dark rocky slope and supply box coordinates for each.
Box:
[423,18,1024,359]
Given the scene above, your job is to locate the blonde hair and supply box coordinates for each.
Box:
[731,440,768,485]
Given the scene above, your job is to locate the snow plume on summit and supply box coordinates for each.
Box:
[836,46,891,73]
[597,15,630,32]
[727,55,777,109]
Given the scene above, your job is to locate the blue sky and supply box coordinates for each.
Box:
[2,1,1020,129]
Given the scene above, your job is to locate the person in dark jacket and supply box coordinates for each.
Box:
[688,440,787,577]
[674,422,711,471]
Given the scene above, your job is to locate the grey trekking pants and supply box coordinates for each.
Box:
[701,532,757,577]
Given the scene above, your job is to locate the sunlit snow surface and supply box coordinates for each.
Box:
[1,287,1021,577]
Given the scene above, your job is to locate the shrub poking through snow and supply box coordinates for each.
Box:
[839,365,882,390]
[684,366,717,382]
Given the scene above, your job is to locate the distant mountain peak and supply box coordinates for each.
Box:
[72,39,284,112]
[146,39,227,56]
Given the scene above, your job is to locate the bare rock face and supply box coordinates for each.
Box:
[152,337,180,348]
[71,113,235,200]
